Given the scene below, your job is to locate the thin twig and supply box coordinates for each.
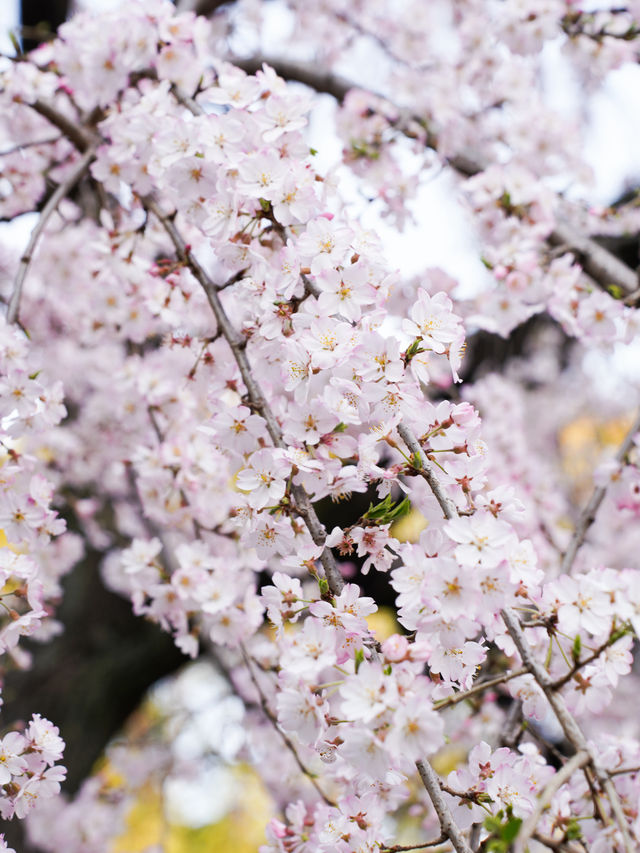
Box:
[502,608,634,853]
[8,146,95,324]
[532,832,586,852]
[415,760,473,853]
[381,836,447,852]
[397,423,458,519]
[550,632,627,691]
[515,750,590,853]
[433,666,528,711]
[143,195,345,595]
[240,646,337,807]
[561,406,640,574]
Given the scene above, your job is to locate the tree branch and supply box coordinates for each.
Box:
[397,423,458,520]
[561,406,640,574]
[432,666,528,711]
[239,646,336,808]
[415,760,473,853]
[515,750,590,853]
[142,195,345,596]
[502,608,634,853]
[231,56,638,299]
[8,146,95,325]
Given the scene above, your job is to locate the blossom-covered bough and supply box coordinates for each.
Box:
[2,1,640,851]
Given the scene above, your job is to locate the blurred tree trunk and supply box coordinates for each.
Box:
[0,548,186,851]
[20,0,71,52]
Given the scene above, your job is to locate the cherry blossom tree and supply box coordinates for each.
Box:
[1,1,640,851]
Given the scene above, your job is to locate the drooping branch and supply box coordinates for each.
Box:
[502,608,634,853]
[561,406,640,574]
[8,146,95,325]
[515,750,590,853]
[406,424,635,850]
[142,195,345,596]
[239,646,336,808]
[232,55,638,299]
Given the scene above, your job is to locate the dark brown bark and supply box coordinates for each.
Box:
[20,0,71,52]
[0,547,186,851]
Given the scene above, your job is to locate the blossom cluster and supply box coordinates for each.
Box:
[0,0,640,849]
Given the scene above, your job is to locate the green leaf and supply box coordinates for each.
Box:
[258,198,271,212]
[363,495,412,525]
[404,338,424,362]
[607,284,624,299]
[572,633,582,663]
[565,819,583,840]
[309,147,318,156]
[354,648,365,673]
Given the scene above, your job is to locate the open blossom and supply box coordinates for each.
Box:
[235,449,292,509]
[445,513,516,568]
[295,218,354,275]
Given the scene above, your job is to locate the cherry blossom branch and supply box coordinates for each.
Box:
[234,57,355,104]
[415,760,473,853]
[397,423,458,520]
[501,607,634,853]
[550,631,628,691]
[232,56,639,299]
[514,749,590,853]
[432,666,528,711]
[404,411,633,848]
[548,222,638,299]
[30,99,92,152]
[532,832,586,852]
[0,134,62,156]
[381,836,447,852]
[8,146,95,325]
[142,195,345,595]
[561,406,640,574]
[24,95,347,598]
[239,646,337,807]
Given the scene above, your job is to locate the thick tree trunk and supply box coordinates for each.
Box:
[20,0,71,52]
[0,549,186,851]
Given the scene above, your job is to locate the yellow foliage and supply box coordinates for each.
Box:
[391,507,427,543]
[112,765,271,853]
[558,412,634,500]
[431,745,468,777]
[367,606,398,640]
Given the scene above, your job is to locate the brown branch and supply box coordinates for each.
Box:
[30,99,92,152]
[381,836,447,852]
[515,750,590,853]
[142,195,345,595]
[533,832,586,852]
[8,146,95,324]
[433,666,528,711]
[561,406,640,574]
[415,760,473,853]
[239,646,336,807]
[234,56,355,103]
[397,423,458,520]
[502,608,634,853]
[549,222,638,298]
[550,632,628,691]
[230,56,638,299]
